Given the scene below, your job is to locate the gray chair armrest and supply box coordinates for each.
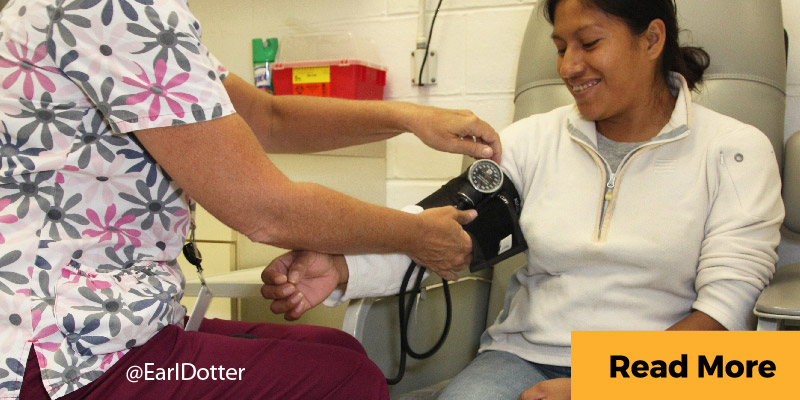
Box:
[341,273,492,397]
[783,131,800,233]
[342,297,376,339]
[754,263,800,330]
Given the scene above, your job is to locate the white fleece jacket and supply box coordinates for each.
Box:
[326,75,784,367]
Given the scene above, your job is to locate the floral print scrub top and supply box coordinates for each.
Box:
[0,0,235,397]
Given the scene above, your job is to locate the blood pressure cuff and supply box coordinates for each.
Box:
[417,170,528,272]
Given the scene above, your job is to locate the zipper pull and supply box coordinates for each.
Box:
[607,172,617,189]
[605,172,617,201]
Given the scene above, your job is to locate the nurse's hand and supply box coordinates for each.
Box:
[519,378,571,400]
[260,251,347,321]
[404,104,501,163]
[409,206,475,282]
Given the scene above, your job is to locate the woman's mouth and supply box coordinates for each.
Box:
[571,80,600,92]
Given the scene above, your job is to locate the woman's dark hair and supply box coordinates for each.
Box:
[544,0,710,90]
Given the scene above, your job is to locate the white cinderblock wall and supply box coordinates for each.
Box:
[190,0,537,209]
[191,0,800,264]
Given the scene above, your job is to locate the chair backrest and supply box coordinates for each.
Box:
[785,132,800,233]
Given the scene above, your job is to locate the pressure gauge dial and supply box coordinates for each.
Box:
[468,159,503,193]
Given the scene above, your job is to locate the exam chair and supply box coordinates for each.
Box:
[754,132,800,330]
[342,0,791,397]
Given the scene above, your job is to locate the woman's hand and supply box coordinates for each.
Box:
[260,251,347,320]
[520,378,571,400]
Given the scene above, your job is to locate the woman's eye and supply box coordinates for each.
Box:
[556,48,566,55]
[583,39,600,49]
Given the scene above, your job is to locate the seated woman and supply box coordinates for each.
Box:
[261,0,784,399]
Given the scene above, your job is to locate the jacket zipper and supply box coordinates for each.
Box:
[573,140,651,240]
[569,124,689,240]
[599,171,617,236]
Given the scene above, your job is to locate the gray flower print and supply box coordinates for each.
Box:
[0,251,29,295]
[43,348,102,394]
[127,5,200,71]
[0,171,55,219]
[45,0,92,48]
[96,244,154,273]
[0,357,23,392]
[81,77,139,125]
[119,178,184,231]
[190,103,223,122]
[80,0,155,26]
[74,286,143,337]
[0,121,47,175]
[31,268,55,314]
[10,92,83,149]
[40,185,89,240]
[56,49,90,82]
[129,275,178,324]
[71,113,129,168]
[62,314,110,356]
[0,361,9,381]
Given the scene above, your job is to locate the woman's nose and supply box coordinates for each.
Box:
[559,47,584,79]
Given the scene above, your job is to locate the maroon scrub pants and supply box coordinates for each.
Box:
[21,318,389,400]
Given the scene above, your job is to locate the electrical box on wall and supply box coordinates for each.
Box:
[272,33,387,100]
[411,48,437,86]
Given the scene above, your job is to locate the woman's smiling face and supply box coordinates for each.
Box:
[551,0,662,125]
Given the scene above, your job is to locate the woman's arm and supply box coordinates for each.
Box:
[222,73,501,161]
[695,126,783,330]
[667,310,726,331]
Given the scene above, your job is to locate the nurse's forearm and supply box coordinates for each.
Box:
[133,114,473,272]
[225,73,411,153]
[224,73,500,160]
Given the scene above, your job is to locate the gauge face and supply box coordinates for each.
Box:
[468,159,503,193]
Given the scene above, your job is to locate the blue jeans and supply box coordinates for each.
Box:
[437,350,571,400]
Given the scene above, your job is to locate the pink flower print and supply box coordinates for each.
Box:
[122,59,198,121]
[67,156,134,206]
[83,204,142,251]
[100,351,124,369]
[12,268,34,296]
[55,165,78,185]
[60,265,112,292]
[86,276,113,291]
[30,319,62,368]
[61,266,81,283]
[32,323,60,343]
[172,207,190,235]
[0,36,60,100]
[31,308,42,329]
[0,198,19,244]
[71,17,141,79]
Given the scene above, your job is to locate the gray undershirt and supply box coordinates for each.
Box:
[595,133,648,172]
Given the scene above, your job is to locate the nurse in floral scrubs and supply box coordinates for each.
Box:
[0,1,500,399]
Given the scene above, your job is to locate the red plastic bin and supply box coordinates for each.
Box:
[272,60,386,100]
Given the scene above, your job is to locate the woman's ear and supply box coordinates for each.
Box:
[646,19,667,60]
